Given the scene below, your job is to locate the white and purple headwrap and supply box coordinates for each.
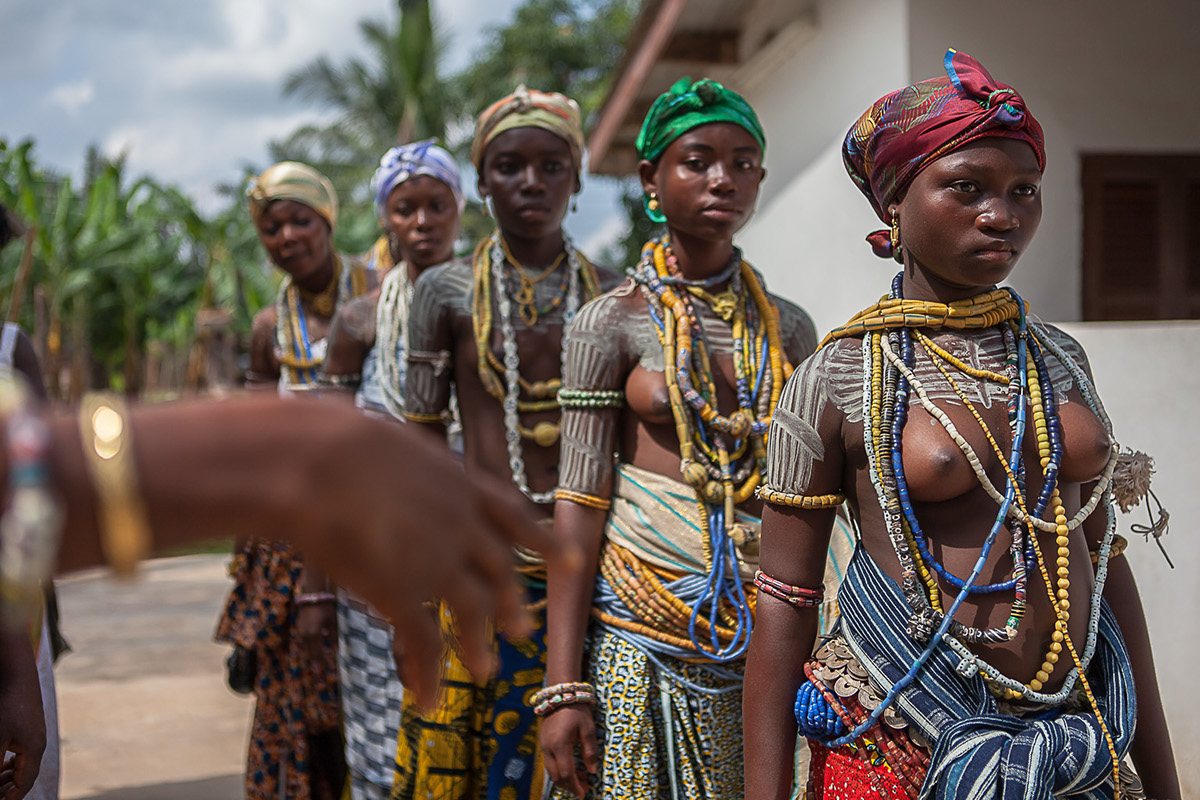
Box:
[371,140,465,219]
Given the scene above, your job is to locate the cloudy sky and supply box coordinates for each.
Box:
[2,0,581,202]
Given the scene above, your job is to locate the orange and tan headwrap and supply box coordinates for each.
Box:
[470,85,584,172]
[246,161,339,233]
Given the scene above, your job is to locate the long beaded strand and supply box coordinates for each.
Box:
[472,231,597,503]
[825,293,1032,747]
[829,280,1124,792]
[633,237,789,661]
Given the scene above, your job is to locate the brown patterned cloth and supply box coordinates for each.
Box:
[216,540,344,800]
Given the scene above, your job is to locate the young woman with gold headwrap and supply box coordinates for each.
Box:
[218,162,373,800]
[392,88,619,800]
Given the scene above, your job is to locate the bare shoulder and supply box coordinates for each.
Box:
[248,306,280,379]
[767,339,861,490]
[1033,321,1092,373]
[413,255,472,298]
[770,293,818,364]
[250,306,278,344]
[326,292,379,375]
[780,338,866,424]
[564,281,644,389]
[411,255,473,316]
[589,261,625,293]
[573,278,644,328]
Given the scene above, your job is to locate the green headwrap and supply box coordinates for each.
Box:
[635,78,766,222]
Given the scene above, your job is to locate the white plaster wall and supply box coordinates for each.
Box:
[1059,321,1200,798]
[741,0,1200,332]
[908,0,1200,322]
[734,0,912,337]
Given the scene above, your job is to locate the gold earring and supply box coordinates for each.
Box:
[889,210,904,261]
[648,192,660,212]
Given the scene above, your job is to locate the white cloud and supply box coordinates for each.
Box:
[45,80,95,115]
[3,0,528,210]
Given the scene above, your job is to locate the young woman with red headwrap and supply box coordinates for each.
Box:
[743,50,1179,800]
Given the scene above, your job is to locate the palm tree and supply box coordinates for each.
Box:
[272,0,449,254]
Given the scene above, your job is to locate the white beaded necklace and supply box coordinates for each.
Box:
[489,232,583,504]
[375,263,413,421]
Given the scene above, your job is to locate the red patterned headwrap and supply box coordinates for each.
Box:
[843,49,1045,259]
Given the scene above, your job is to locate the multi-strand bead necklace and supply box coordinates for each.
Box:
[817,275,1122,790]
[275,255,365,387]
[633,237,790,660]
[471,231,601,504]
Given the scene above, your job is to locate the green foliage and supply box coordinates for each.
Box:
[0,139,275,398]
[0,0,642,398]
[276,0,639,260]
[445,0,638,258]
[273,0,449,256]
[450,0,636,129]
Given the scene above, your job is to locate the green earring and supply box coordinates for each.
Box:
[643,191,666,224]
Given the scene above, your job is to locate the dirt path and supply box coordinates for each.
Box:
[54,554,252,799]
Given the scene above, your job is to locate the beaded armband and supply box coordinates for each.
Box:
[756,484,845,509]
[557,388,626,409]
[403,410,449,425]
[531,681,597,717]
[754,570,824,608]
[1091,534,1128,566]
[407,348,452,376]
[553,488,612,511]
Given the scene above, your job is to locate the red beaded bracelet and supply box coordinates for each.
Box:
[531,682,597,717]
[754,570,824,608]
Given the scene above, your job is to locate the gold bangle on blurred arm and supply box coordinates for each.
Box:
[78,393,151,577]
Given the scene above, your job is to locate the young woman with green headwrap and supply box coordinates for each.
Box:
[540,78,837,800]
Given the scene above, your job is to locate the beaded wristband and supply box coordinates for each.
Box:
[79,393,151,578]
[756,485,845,509]
[557,388,626,409]
[531,681,597,717]
[297,591,337,606]
[553,488,612,511]
[754,569,824,608]
[0,375,63,621]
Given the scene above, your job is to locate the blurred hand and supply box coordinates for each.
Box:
[0,628,45,800]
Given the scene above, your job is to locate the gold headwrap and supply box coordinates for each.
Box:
[246,162,338,233]
[470,85,584,172]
